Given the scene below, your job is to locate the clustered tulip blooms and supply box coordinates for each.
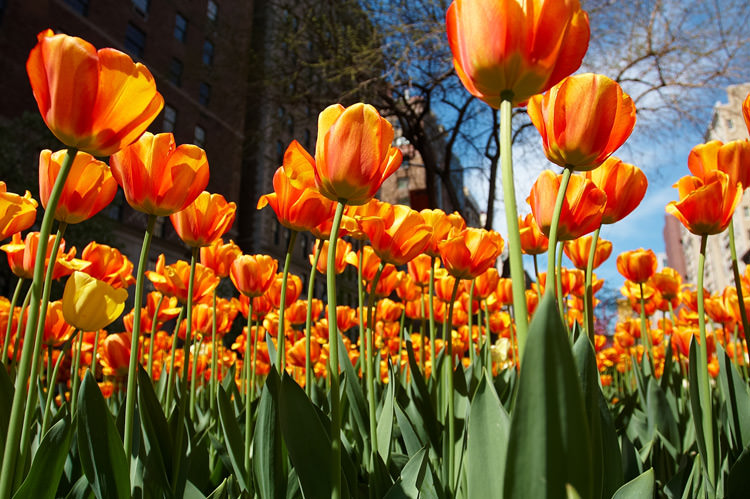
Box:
[1,11,748,499]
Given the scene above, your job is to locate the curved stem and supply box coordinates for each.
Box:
[181,247,199,419]
[210,289,218,414]
[696,234,716,489]
[164,307,185,409]
[428,257,437,377]
[305,240,323,396]
[0,146,76,498]
[148,294,165,379]
[1,278,24,364]
[244,300,254,485]
[444,278,461,494]
[19,222,67,469]
[545,167,573,299]
[556,242,565,321]
[277,230,298,371]
[123,213,156,458]
[532,254,542,302]
[585,226,601,341]
[729,218,750,335]
[327,201,345,499]
[69,329,84,415]
[366,263,385,470]
[499,98,528,359]
[41,344,66,435]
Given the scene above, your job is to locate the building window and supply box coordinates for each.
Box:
[168,58,183,86]
[304,129,311,150]
[194,125,206,148]
[132,0,149,15]
[276,141,284,165]
[207,0,218,21]
[174,13,187,42]
[199,82,211,106]
[744,206,750,218]
[162,105,177,132]
[202,40,214,66]
[63,0,88,16]
[124,23,146,58]
[397,177,408,190]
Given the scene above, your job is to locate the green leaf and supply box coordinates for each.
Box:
[337,331,370,455]
[465,373,509,498]
[598,390,624,497]
[394,402,424,456]
[216,385,249,492]
[688,338,717,480]
[404,338,439,449]
[504,293,593,498]
[253,367,287,499]
[572,335,604,498]
[184,480,207,499]
[383,447,429,499]
[77,371,130,499]
[726,446,750,497]
[377,363,395,464]
[611,468,654,498]
[13,416,74,499]
[137,365,173,495]
[646,378,681,457]
[717,344,750,451]
[278,373,343,499]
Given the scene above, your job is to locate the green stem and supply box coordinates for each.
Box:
[11,288,33,370]
[305,241,323,396]
[0,146,76,497]
[148,294,165,379]
[327,201,345,499]
[210,289,218,414]
[483,300,492,375]
[250,313,260,403]
[419,292,426,373]
[91,329,100,378]
[164,307,185,409]
[357,247,365,380]
[18,222,67,477]
[696,234,716,490]
[468,280,475,364]
[182,247,199,419]
[429,257,437,377]
[366,263,385,472]
[123,213,157,458]
[41,342,66,435]
[545,167,573,301]
[70,329,84,415]
[729,218,750,336]
[533,254,542,303]
[499,98,529,359]
[585,226,601,342]
[639,282,655,371]
[190,330,201,415]
[556,242,565,322]
[1,278,24,364]
[277,230,298,371]
[444,278,461,494]
[244,300,254,486]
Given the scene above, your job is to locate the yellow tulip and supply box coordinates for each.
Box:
[62,271,128,331]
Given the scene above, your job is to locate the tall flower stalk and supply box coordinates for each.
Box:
[276,230,298,371]
[696,235,716,489]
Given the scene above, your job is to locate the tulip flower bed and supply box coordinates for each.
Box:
[2,2,750,498]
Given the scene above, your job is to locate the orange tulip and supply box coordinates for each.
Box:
[650,268,682,301]
[359,204,432,265]
[665,170,741,235]
[123,291,180,333]
[285,299,313,325]
[0,182,37,241]
[743,92,750,135]
[438,228,504,280]
[38,149,117,224]
[238,294,274,321]
[563,235,612,270]
[26,29,163,156]
[313,103,402,205]
[473,268,500,300]
[0,231,86,280]
[407,254,437,287]
[367,264,400,298]
[446,0,590,107]
[345,245,387,282]
[99,332,131,377]
[145,254,219,304]
[616,249,657,284]
[110,132,209,216]
[80,241,135,289]
[42,301,75,347]
[311,239,351,275]
[420,209,466,257]
[266,273,303,309]
[527,73,636,171]
[229,254,278,297]
[200,239,241,279]
[395,272,421,302]
[170,191,236,248]
[344,199,395,240]
[258,141,337,231]
[528,170,607,240]
[325,305,359,334]
[688,140,750,189]
[585,156,647,224]
[518,213,548,255]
